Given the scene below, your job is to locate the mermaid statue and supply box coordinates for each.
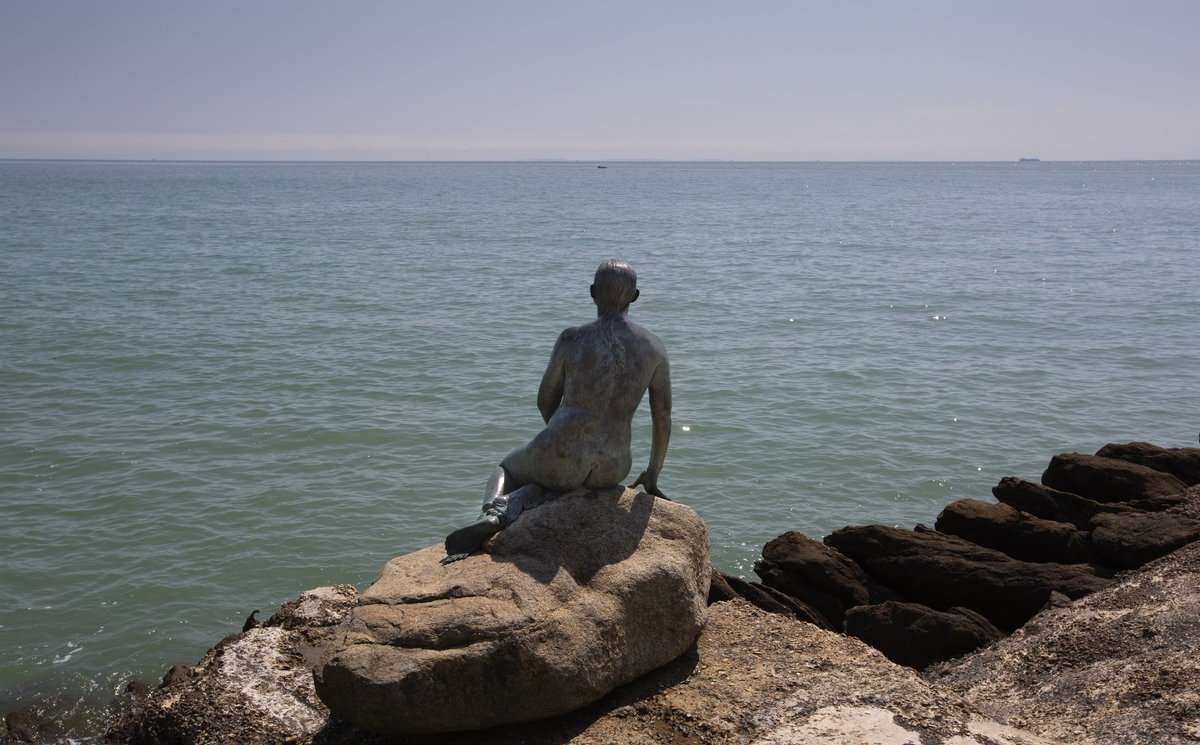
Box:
[442,259,672,563]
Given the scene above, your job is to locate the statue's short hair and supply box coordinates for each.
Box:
[593,260,638,313]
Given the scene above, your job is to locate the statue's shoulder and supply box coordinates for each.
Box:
[624,320,668,355]
[558,324,584,341]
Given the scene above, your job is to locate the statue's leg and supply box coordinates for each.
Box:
[482,466,511,507]
[442,470,543,564]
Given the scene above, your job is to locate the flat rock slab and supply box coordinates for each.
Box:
[928,540,1200,744]
[1089,510,1200,569]
[314,487,711,735]
[1042,453,1187,504]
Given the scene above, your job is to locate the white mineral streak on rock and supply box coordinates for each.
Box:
[753,705,921,744]
[963,717,1063,744]
[218,626,327,735]
[293,585,357,626]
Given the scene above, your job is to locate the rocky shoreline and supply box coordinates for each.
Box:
[4,441,1200,744]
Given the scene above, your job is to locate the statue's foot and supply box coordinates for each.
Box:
[442,513,503,562]
[440,552,470,565]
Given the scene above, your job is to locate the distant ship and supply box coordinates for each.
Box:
[1019,158,1040,162]
[597,165,607,169]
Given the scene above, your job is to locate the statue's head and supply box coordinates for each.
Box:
[590,260,640,314]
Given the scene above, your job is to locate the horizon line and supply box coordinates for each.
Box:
[4,158,1199,165]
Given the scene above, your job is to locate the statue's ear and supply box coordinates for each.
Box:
[590,284,596,300]
[630,288,640,304]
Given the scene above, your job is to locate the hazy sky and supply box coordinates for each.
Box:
[2,1,1197,160]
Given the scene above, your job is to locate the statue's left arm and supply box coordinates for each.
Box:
[632,351,672,499]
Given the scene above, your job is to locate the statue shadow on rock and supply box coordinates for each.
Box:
[479,486,657,587]
[309,641,700,745]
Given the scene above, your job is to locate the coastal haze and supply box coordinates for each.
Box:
[2,2,1199,161]
[2,160,1199,722]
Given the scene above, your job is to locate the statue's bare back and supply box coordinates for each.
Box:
[442,260,672,563]
[502,315,670,491]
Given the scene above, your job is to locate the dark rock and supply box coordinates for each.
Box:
[1089,511,1200,569]
[713,572,834,630]
[2,699,71,745]
[159,663,193,688]
[825,524,1112,631]
[935,498,1104,565]
[992,476,1136,529]
[758,531,899,607]
[843,601,1003,670]
[1128,493,1189,511]
[124,679,151,698]
[1041,590,1073,611]
[1097,441,1200,486]
[753,560,848,628]
[4,704,41,744]
[707,570,738,604]
[1042,453,1187,503]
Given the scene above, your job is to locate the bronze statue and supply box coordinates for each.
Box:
[442,260,672,563]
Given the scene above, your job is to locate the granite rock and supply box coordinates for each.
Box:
[313,487,710,735]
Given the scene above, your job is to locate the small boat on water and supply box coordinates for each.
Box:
[597,165,607,168]
[1019,158,1040,162]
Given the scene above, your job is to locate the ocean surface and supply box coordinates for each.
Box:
[2,160,1199,733]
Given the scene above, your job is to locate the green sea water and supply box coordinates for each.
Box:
[2,160,1199,735]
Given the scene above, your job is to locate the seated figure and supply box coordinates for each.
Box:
[442,260,672,563]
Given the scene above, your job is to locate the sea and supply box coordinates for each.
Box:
[2,160,1199,736]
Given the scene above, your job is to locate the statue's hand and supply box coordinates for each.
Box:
[631,469,670,501]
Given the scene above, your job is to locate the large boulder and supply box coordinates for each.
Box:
[1042,452,1187,503]
[313,487,710,735]
[991,476,1136,529]
[843,601,1003,671]
[824,524,1112,631]
[1088,510,1200,569]
[935,498,1103,565]
[1097,441,1200,486]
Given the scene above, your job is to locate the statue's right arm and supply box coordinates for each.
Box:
[536,331,568,424]
[633,349,672,499]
